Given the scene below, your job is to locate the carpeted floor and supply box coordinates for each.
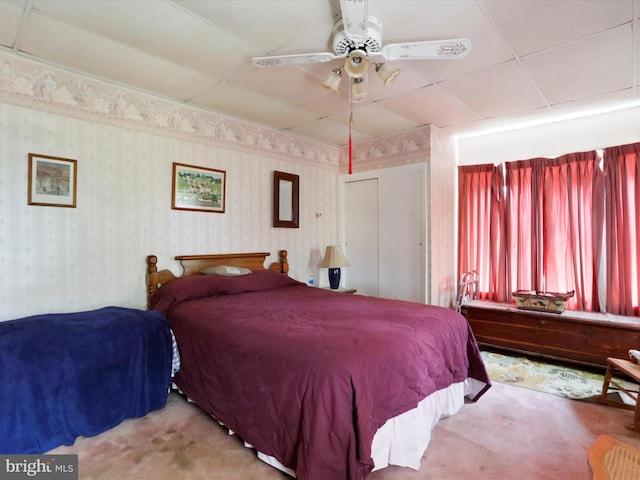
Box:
[481,349,639,401]
[49,378,640,479]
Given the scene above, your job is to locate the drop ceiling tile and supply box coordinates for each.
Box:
[439,60,547,119]
[370,0,483,45]
[456,106,558,137]
[326,102,420,138]
[289,117,372,146]
[451,90,638,140]
[174,0,335,54]
[549,88,637,118]
[379,84,481,128]
[372,0,513,83]
[189,82,322,130]
[227,66,349,117]
[522,24,633,105]
[483,0,633,56]
[0,1,25,48]
[18,12,217,100]
[30,0,263,81]
[367,66,432,102]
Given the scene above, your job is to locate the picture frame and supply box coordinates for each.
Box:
[172,162,226,213]
[273,170,299,228]
[28,153,77,208]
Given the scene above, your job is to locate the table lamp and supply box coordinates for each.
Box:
[318,245,350,289]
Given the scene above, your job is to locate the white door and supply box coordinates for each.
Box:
[342,164,425,302]
[378,166,425,303]
[344,178,379,296]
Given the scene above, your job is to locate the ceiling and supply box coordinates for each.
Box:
[1,0,638,147]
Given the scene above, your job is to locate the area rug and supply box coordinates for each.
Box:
[588,434,640,480]
[481,350,638,400]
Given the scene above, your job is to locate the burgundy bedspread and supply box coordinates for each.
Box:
[151,270,490,480]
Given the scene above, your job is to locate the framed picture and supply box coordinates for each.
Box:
[172,162,226,213]
[28,153,77,208]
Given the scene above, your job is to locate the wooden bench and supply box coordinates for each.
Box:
[597,357,640,431]
[460,300,640,368]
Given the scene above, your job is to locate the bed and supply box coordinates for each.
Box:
[146,250,490,480]
[0,306,174,454]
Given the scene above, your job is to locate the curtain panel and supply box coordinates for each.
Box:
[505,158,546,295]
[603,142,640,316]
[457,164,506,302]
[540,152,602,311]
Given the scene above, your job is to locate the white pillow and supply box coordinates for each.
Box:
[200,265,252,276]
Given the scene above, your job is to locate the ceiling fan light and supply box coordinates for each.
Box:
[375,63,400,86]
[351,77,368,102]
[322,68,342,91]
[344,51,370,78]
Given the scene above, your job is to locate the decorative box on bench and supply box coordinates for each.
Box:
[512,290,574,314]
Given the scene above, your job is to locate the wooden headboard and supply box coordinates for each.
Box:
[146,250,289,309]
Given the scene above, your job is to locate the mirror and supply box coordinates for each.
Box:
[273,171,299,228]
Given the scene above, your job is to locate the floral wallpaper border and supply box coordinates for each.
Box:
[0,50,340,165]
[0,50,434,171]
[340,126,432,172]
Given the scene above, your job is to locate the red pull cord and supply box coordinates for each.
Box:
[348,110,353,174]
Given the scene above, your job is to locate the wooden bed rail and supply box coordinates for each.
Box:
[146,250,289,309]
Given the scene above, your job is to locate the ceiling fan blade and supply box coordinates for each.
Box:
[253,52,344,67]
[375,38,472,60]
[340,0,369,42]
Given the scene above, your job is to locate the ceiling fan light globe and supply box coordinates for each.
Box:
[322,69,342,91]
[375,63,400,86]
[344,51,370,78]
[351,77,368,102]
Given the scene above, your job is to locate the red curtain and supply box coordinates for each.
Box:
[603,142,640,316]
[541,152,602,310]
[460,153,603,311]
[457,164,506,302]
[504,158,546,295]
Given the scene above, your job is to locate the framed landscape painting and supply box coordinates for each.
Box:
[28,153,77,208]
[172,162,226,213]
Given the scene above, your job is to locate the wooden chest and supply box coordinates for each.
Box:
[460,300,640,368]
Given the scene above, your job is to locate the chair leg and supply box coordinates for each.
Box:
[631,405,640,431]
[599,363,613,402]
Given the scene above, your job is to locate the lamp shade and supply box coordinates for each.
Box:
[351,77,368,102]
[322,68,342,91]
[318,246,350,268]
[344,50,369,78]
[375,63,400,86]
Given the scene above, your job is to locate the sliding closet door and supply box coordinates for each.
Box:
[378,165,425,303]
[342,163,426,302]
[344,178,379,296]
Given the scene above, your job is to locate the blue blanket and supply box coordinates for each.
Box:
[0,306,173,454]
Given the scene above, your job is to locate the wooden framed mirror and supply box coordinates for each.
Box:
[273,171,299,228]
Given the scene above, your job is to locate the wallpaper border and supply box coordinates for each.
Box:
[0,50,431,172]
[0,50,340,166]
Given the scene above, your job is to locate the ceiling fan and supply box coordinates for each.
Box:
[252,0,471,100]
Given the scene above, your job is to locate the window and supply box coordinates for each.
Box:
[459,144,639,316]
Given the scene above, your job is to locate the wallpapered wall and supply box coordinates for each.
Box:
[0,102,339,321]
[0,47,350,322]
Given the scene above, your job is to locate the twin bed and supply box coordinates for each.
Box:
[146,250,490,480]
[1,306,173,454]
